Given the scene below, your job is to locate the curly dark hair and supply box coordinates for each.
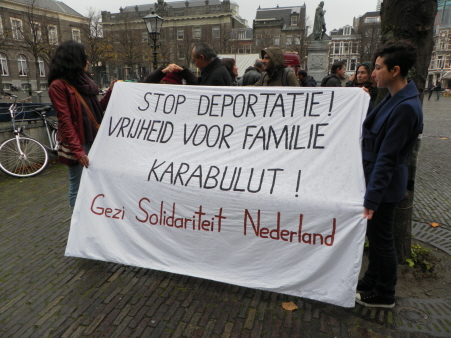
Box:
[48,40,88,86]
[372,40,417,78]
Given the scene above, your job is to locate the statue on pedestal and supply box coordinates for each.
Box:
[313,1,326,41]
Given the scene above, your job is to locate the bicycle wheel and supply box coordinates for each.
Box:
[0,137,49,177]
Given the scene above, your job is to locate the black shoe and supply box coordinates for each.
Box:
[355,290,395,308]
[356,279,373,293]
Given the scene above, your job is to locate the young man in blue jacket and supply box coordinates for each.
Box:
[356,41,423,308]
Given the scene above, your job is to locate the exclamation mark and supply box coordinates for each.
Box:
[328,91,335,116]
[295,170,302,197]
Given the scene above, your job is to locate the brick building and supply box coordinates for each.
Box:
[0,0,87,92]
[101,0,247,80]
[252,5,306,64]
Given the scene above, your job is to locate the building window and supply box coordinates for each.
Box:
[334,43,339,54]
[212,27,220,39]
[31,22,42,41]
[177,28,184,40]
[255,34,261,46]
[291,16,297,26]
[295,35,301,44]
[286,35,292,45]
[0,53,9,76]
[341,42,349,54]
[343,26,351,35]
[237,31,245,40]
[48,25,57,44]
[178,47,185,59]
[72,29,81,42]
[274,35,280,45]
[11,19,23,40]
[18,55,28,76]
[194,27,201,39]
[38,57,45,77]
[0,17,3,36]
[437,56,444,69]
[350,59,357,71]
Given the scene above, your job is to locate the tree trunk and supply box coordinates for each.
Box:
[380,0,437,263]
[34,59,41,93]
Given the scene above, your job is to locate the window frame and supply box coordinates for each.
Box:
[11,18,23,40]
[212,27,220,39]
[17,54,28,76]
[0,53,9,76]
[38,56,45,77]
[48,25,58,45]
[72,28,81,42]
[193,27,201,39]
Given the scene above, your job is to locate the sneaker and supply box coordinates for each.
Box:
[355,290,395,308]
[356,279,373,293]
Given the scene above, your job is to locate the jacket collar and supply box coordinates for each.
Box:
[201,57,222,77]
[364,80,419,134]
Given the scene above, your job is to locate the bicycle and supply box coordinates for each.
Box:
[0,92,58,177]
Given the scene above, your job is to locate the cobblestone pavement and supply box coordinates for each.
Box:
[0,97,450,338]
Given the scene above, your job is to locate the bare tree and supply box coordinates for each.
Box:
[358,21,382,62]
[19,0,60,91]
[82,9,114,67]
[114,12,147,79]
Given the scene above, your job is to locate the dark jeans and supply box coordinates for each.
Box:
[362,202,398,300]
[68,143,92,207]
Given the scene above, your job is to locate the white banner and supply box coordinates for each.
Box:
[65,82,369,307]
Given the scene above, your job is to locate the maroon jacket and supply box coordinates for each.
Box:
[48,79,112,161]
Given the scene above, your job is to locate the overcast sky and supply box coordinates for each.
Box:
[67,0,378,34]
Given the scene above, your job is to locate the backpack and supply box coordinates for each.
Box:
[259,67,292,86]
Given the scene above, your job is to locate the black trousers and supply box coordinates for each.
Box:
[362,202,398,300]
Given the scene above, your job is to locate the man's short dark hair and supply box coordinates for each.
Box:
[331,61,346,74]
[254,59,263,69]
[372,40,417,77]
[298,69,308,77]
[193,42,217,61]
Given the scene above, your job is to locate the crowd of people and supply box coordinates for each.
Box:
[47,39,423,310]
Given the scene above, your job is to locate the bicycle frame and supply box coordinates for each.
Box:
[6,94,57,153]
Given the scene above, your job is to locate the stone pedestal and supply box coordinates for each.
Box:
[307,41,329,84]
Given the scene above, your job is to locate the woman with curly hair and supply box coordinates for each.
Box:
[48,40,116,209]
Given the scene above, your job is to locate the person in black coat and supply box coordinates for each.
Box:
[191,42,231,86]
[356,41,423,309]
[321,61,346,87]
[298,69,317,87]
[239,59,263,86]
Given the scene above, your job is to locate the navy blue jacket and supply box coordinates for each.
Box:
[362,80,423,211]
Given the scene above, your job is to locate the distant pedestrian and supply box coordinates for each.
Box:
[321,61,346,87]
[427,81,435,100]
[239,59,263,86]
[435,80,442,100]
[191,42,231,86]
[298,69,317,87]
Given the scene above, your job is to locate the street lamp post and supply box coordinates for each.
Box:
[143,11,164,71]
